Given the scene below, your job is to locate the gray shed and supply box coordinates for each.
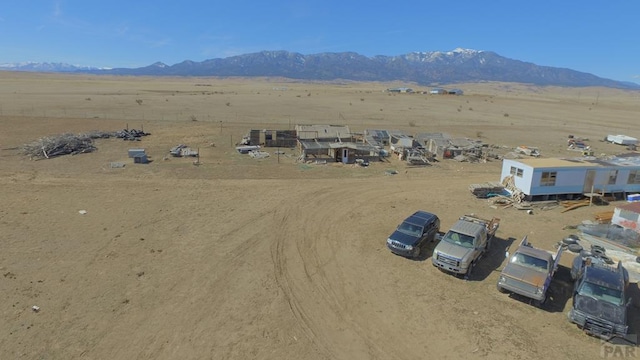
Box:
[128,148,146,158]
[133,153,149,164]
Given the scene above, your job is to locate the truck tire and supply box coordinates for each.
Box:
[464,263,474,280]
[533,296,546,308]
[567,244,583,253]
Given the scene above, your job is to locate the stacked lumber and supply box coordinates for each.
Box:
[469,182,505,198]
[560,199,591,213]
[594,211,614,224]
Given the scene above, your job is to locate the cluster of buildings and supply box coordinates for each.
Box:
[240,125,640,232]
[240,125,487,166]
[386,87,464,95]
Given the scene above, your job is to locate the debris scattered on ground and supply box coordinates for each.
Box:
[515,145,540,157]
[32,305,40,313]
[78,210,87,215]
[469,181,505,198]
[21,129,151,160]
[169,144,199,157]
[113,128,151,141]
[249,151,270,159]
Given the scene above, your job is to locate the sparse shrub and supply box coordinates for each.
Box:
[408,121,416,127]
[136,99,143,105]
[190,115,198,121]
[476,131,483,138]
[468,107,473,111]
[503,113,509,117]
[226,102,231,106]
[85,97,91,101]
[360,98,365,102]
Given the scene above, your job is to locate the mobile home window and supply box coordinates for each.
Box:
[628,170,640,184]
[510,166,524,178]
[608,170,618,185]
[540,171,557,186]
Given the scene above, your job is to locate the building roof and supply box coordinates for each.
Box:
[295,124,351,140]
[514,158,599,168]
[299,140,377,152]
[616,201,640,213]
[513,153,640,169]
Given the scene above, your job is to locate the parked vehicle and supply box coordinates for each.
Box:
[568,251,631,341]
[432,214,500,278]
[386,211,440,258]
[496,236,563,307]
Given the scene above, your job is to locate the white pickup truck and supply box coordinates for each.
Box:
[432,214,500,279]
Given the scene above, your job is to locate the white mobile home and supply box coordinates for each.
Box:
[500,154,640,201]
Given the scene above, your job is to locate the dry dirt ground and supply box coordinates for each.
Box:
[1,72,640,359]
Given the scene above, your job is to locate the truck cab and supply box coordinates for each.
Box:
[497,236,563,307]
[432,215,500,279]
[568,256,630,341]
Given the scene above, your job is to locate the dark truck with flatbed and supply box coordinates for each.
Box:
[568,252,632,341]
[386,211,440,258]
[432,214,500,279]
[497,236,563,307]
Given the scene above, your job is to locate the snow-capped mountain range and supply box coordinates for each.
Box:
[1,49,637,89]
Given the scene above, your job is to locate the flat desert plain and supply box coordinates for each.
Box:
[1,72,639,359]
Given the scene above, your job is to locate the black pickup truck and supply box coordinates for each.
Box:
[568,251,631,341]
[386,211,440,258]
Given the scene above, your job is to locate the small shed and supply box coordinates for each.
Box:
[128,148,146,158]
[612,202,640,233]
[133,153,149,164]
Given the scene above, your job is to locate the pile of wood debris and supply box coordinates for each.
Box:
[21,129,150,160]
[21,133,98,159]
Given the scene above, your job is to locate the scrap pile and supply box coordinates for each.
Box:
[594,210,614,224]
[114,128,150,141]
[501,175,526,203]
[169,144,198,157]
[249,150,270,159]
[469,182,505,198]
[560,199,591,213]
[21,133,97,159]
[21,129,152,160]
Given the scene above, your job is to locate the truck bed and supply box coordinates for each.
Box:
[458,215,500,237]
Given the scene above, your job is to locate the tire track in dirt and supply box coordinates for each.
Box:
[269,183,409,360]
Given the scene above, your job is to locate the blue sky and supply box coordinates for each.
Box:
[1,1,638,83]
